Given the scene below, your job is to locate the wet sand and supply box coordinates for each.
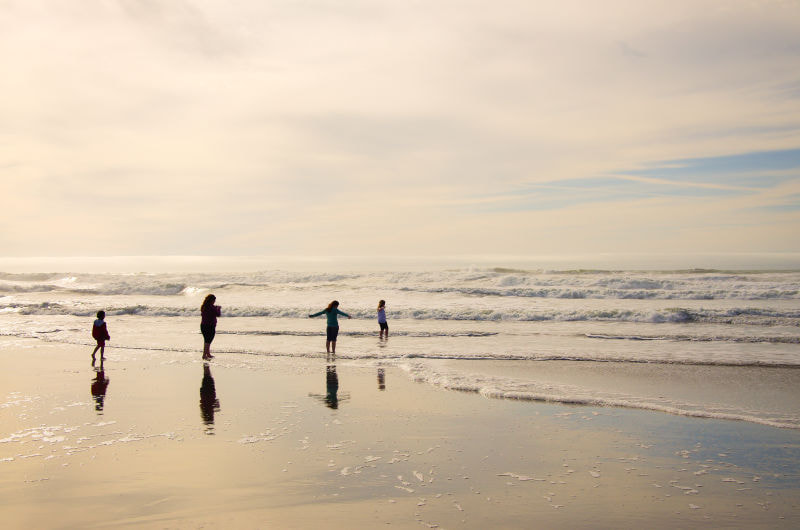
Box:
[1,337,798,528]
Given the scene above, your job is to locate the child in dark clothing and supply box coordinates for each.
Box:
[91,310,110,362]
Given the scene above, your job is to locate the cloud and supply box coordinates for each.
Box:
[0,0,799,257]
[618,149,800,191]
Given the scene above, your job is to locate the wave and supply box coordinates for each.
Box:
[586,333,800,344]
[3,302,800,326]
[4,330,799,368]
[397,285,800,300]
[228,329,799,343]
[0,284,64,294]
[218,330,500,338]
[5,322,797,430]
[399,363,800,429]
[0,277,193,296]
[0,273,63,281]
[2,270,800,300]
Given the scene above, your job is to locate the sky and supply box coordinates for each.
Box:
[1,0,799,261]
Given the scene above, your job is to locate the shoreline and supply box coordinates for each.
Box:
[1,338,799,528]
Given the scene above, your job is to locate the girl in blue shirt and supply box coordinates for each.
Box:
[309,300,351,354]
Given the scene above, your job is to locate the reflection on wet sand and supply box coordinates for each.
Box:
[325,365,339,408]
[377,368,386,390]
[309,364,350,409]
[200,363,220,434]
[91,361,109,413]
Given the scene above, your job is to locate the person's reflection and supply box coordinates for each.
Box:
[325,364,339,409]
[199,363,220,434]
[377,368,386,391]
[91,360,109,413]
[309,363,349,408]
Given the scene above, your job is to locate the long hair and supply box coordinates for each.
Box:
[325,300,339,313]
[377,300,385,311]
[201,294,216,311]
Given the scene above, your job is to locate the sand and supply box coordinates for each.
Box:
[1,337,798,529]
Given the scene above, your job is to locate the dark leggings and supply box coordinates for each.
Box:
[326,326,339,341]
[201,324,216,343]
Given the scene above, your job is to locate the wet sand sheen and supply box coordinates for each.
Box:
[0,338,798,528]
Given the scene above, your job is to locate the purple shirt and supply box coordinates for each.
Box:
[201,305,221,326]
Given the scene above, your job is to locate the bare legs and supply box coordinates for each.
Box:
[92,355,104,369]
[91,343,105,362]
[201,324,215,360]
[326,340,337,354]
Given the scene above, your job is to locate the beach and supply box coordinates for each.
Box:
[1,264,800,527]
[1,338,799,529]
[2,266,800,428]
[4,0,800,524]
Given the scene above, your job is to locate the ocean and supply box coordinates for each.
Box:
[2,258,799,429]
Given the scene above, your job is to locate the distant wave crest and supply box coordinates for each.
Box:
[1,269,799,300]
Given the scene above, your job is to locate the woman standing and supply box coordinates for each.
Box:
[309,300,351,354]
[200,294,221,360]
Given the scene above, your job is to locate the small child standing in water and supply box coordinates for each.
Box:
[377,299,388,339]
[91,310,110,362]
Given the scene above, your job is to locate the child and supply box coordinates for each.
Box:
[91,310,110,362]
[309,300,351,355]
[377,299,388,339]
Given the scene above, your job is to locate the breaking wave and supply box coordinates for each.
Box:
[3,302,799,326]
[1,269,799,300]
